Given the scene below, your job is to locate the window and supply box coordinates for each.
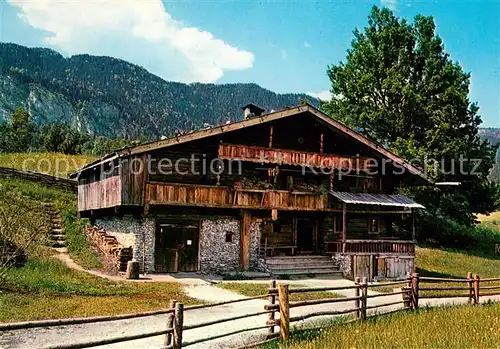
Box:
[369,218,379,234]
[225,232,234,243]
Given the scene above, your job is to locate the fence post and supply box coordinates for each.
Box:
[173,302,184,349]
[411,273,419,310]
[354,277,361,319]
[165,300,177,347]
[403,272,411,309]
[278,283,290,341]
[467,272,473,304]
[473,274,480,305]
[268,280,277,335]
[360,277,367,321]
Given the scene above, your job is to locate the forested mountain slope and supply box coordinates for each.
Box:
[0,43,315,138]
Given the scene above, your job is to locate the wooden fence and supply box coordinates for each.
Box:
[1,273,499,348]
[0,167,77,193]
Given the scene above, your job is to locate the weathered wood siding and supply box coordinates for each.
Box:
[262,218,294,247]
[148,182,234,206]
[377,256,415,279]
[146,182,328,211]
[218,144,371,170]
[120,155,148,206]
[77,173,122,211]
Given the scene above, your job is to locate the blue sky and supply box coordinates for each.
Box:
[1,0,499,126]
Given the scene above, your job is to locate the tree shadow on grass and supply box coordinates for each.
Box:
[415,267,463,280]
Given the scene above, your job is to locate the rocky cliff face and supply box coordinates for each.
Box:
[0,43,317,138]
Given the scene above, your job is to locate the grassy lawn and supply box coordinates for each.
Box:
[0,258,199,322]
[0,177,200,322]
[217,282,345,301]
[0,152,95,177]
[259,303,500,348]
[0,178,101,269]
[477,211,500,231]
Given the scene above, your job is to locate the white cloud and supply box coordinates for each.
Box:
[307,90,332,101]
[304,41,312,48]
[8,0,254,83]
[381,0,397,10]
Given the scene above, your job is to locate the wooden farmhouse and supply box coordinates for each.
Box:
[71,104,431,281]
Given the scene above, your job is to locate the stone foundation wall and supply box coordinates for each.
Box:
[95,217,155,273]
[250,219,262,271]
[332,253,352,279]
[199,219,240,274]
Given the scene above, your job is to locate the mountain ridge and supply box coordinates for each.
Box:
[0,42,317,138]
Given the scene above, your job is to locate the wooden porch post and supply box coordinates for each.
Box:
[342,203,347,253]
[241,210,252,271]
[411,209,416,241]
[269,125,274,148]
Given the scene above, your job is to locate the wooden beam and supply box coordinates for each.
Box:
[240,210,252,271]
[269,125,274,148]
[412,209,416,241]
[342,203,347,253]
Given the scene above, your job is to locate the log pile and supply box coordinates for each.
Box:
[84,225,133,272]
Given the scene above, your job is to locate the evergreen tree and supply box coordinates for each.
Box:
[322,6,497,229]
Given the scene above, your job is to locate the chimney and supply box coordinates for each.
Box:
[242,104,265,120]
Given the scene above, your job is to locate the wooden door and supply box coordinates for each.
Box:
[296,218,315,253]
[155,221,199,273]
[178,225,199,272]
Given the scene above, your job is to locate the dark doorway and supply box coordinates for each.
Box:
[296,218,315,253]
[155,221,199,272]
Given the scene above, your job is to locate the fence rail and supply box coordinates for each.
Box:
[1,272,499,348]
[0,166,77,193]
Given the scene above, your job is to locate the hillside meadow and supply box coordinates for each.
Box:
[0,177,199,321]
[0,152,95,177]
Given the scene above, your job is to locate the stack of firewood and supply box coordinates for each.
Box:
[84,225,133,272]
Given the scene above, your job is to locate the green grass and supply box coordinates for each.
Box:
[0,152,95,177]
[0,175,201,322]
[258,303,500,348]
[0,177,97,267]
[216,282,345,301]
[0,258,200,322]
[62,210,101,269]
[477,211,500,231]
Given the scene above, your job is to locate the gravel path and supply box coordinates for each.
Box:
[2,280,499,349]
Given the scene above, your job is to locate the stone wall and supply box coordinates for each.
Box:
[199,219,240,274]
[332,253,352,279]
[95,216,155,273]
[250,219,263,271]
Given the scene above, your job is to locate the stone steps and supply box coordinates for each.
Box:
[43,204,67,250]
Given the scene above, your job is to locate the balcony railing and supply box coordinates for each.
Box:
[324,239,416,255]
[146,182,328,211]
[218,143,372,170]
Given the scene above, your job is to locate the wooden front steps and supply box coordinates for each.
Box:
[264,255,342,278]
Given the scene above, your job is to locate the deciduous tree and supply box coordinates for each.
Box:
[323,6,497,229]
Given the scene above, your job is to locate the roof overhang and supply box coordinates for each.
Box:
[71,105,433,184]
[330,191,425,209]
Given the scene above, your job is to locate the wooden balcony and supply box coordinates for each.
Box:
[218,143,372,170]
[146,182,328,211]
[324,239,416,255]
